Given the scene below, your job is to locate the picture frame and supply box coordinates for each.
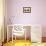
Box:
[23,7,31,13]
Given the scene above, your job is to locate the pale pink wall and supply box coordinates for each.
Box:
[6,0,46,37]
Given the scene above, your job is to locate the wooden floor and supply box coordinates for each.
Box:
[3,40,46,46]
[3,37,46,46]
[3,40,31,46]
[42,37,46,42]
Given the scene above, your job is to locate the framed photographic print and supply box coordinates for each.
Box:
[23,7,31,13]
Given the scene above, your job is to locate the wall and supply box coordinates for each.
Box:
[0,0,4,42]
[6,0,46,37]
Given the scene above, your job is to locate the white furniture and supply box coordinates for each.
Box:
[7,24,42,43]
[12,25,25,42]
[7,24,27,43]
[31,25,42,43]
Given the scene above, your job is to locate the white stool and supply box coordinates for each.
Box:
[12,25,25,43]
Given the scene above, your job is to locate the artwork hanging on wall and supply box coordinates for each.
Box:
[23,7,31,13]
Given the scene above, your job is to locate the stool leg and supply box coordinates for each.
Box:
[12,30,13,43]
[25,30,26,43]
[15,35,16,42]
[1,42,3,46]
[7,27,8,43]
